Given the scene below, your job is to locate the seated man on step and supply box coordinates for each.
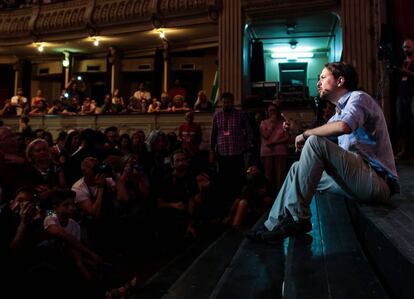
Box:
[247,62,399,243]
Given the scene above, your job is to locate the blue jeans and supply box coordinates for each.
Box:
[264,136,390,231]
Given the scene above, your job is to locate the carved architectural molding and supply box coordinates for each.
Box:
[0,0,220,44]
[242,0,338,19]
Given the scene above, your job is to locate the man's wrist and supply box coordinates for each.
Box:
[302,131,309,141]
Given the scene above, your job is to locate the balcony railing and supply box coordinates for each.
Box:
[0,0,219,45]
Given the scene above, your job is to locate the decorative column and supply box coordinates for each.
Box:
[12,61,23,95]
[162,40,169,93]
[107,46,122,93]
[218,0,243,106]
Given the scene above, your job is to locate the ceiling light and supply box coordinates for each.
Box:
[289,41,298,49]
[91,36,100,46]
[34,42,44,52]
[62,51,70,67]
[158,30,165,39]
[271,52,314,59]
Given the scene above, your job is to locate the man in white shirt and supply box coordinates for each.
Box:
[10,88,28,116]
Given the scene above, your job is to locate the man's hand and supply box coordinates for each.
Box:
[95,174,106,187]
[295,133,306,152]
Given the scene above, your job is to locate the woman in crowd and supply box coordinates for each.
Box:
[193,90,213,111]
[259,102,290,192]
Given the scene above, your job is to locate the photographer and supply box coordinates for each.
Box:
[71,157,119,254]
[71,157,115,219]
[395,38,414,159]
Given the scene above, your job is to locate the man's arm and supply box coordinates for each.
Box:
[295,121,351,151]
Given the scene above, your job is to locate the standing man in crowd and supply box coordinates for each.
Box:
[210,92,253,208]
[247,62,399,243]
[395,38,414,159]
[10,88,28,116]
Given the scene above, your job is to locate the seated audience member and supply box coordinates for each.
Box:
[50,131,68,161]
[156,149,201,241]
[159,92,172,111]
[80,97,96,115]
[18,115,32,135]
[224,166,273,229]
[112,89,126,113]
[43,188,103,282]
[147,98,161,113]
[31,89,46,110]
[10,88,29,116]
[133,83,151,102]
[115,155,151,247]
[71,157,118,253]
[101,94,118,114]
[127,96,143,113]
[194,90,213,111]
[168,79,187,100]
[0,187,54,298]
[59,130,81,174]
[0,99,16,116]
[43,131,54,147]
[104,126,120,152]
[147,131,170,188]
[140,98,148,112]
[48,99,65,115]
[119,134,132,156]
[131,130,151,170]
[25,138,66,189]
[64,129,110,187]
[64,97,82,115]
[171,95,190,112]
[29,99,48,116]
[0,127,39,203]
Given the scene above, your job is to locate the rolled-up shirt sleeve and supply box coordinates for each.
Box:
[336,94,367,132]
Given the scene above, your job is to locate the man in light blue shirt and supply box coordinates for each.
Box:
[247,62,399,243]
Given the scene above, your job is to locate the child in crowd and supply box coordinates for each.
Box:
[43,188,103,281]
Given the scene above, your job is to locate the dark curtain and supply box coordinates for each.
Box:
[390,0,414,42]
[251,41,265,82]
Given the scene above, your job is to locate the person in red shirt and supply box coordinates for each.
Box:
[178,111,202,156]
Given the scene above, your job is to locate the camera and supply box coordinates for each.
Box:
[93,161,113,175]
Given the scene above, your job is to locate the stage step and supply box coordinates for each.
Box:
[148,194,387,299]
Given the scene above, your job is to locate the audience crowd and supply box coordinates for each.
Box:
[0,80,213,118]
[0,87,333,298]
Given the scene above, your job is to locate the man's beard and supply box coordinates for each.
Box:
[404,50,413,56]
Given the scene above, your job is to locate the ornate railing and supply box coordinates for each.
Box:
[0,0,220,44]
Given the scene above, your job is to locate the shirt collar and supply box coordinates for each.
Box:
[336,91,353,113]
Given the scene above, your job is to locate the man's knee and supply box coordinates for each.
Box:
[304,135,333,152]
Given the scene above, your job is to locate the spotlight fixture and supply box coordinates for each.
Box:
[62,51,70,68]
[34,42,44,52]
[90,36,101,46]
[158,29,165,39]
[92,36,100,46]
[289,41,298,49]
